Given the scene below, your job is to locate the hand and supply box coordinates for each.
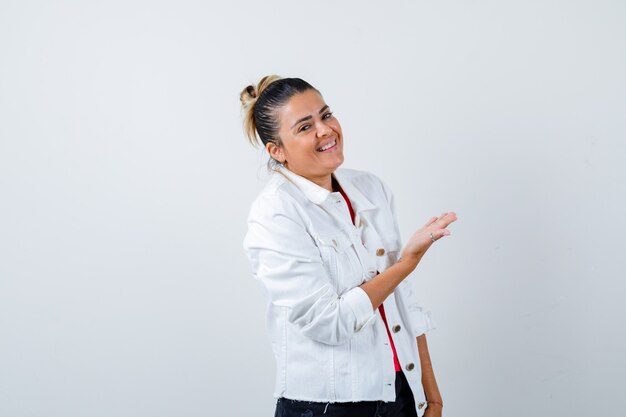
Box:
[400,212,457,264]
[423,403,443,417]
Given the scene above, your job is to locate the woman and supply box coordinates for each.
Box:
[241,75,457,417]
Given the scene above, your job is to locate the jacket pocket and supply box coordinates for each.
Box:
[315,231,362,293]
[316,231,353,253]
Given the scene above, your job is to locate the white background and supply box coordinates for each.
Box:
[1,1,625,416]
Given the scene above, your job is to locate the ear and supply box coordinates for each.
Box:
[266,142,286,164]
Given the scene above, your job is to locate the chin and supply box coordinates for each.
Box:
[332,154,344,170]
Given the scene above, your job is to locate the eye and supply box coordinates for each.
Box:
[298,124,311,133]
[323,112,333,119]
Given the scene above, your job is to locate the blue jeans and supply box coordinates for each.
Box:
[274,370,418,417]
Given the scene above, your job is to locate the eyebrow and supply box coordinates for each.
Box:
[291,105,330,129]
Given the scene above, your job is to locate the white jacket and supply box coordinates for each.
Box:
[243,165,434,415]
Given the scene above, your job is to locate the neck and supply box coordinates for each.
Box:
[284,166,335,192]
[312,174,334,192]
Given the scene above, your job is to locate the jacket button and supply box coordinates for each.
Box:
[392,324,401,333]
[376,248,385,256]
[405,362,415,371]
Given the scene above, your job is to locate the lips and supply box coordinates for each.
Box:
[316,138,337,152]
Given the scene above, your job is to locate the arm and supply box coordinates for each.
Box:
[243,193,377,346]
[360,179,456,311]
[359,256,420,309]
[417,334,443,416]
[374,177,454,331]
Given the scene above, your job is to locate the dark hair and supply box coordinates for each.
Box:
[240,76,319,168]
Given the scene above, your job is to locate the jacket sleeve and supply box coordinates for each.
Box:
[380,178,436,338]
[243,192,377,346]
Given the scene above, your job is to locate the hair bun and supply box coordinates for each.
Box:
[245,85,257,99]
[240,84,258,107]
[239,74,283,147]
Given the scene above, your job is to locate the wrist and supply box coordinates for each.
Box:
[427,399,443,408]
[397,254,420,271]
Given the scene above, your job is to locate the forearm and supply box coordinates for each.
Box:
[359,256,419,310]
[417,334,443,403]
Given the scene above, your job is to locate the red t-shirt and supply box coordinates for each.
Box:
[336,182,402,372]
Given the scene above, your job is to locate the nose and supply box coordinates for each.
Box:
[316,120,333,137]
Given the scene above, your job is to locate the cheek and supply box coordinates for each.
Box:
[332,121,343,136]
[289,142,315,160]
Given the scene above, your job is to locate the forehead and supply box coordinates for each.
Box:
[278,90,326,122]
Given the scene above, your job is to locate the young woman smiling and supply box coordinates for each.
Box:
[242,75,457,417]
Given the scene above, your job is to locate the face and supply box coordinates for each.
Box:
[268,89,344,185]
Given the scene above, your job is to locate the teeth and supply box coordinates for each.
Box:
[317,140,336,152]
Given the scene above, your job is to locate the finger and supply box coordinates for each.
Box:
[425,212,452,228]
[435,212,458,228]
[422,216,438,228]
[430,229,451,242]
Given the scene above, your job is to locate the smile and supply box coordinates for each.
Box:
[316,140,337,152]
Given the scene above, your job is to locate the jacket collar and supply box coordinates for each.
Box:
[276,164,377,213]
[276,164,330,205]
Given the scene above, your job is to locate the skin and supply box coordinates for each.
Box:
[418,334,444,417]
[267,89,456,415]
[267,89,344,191]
